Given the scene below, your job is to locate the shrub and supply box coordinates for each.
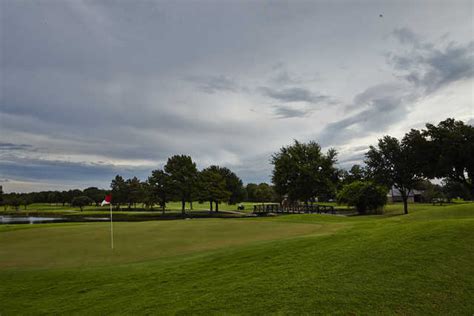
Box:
[337,181,387,214]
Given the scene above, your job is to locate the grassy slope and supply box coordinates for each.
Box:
[0,203,473,315]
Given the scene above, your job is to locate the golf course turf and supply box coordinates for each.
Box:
[1,203,473,314]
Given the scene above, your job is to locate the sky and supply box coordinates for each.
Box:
[1,0,473,193]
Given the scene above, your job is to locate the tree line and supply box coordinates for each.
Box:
[0,158,278,213]
[2,118,471,215]
[271,118,473,214]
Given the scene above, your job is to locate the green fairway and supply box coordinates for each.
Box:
[0,201,263,218]
[1,203,473,314]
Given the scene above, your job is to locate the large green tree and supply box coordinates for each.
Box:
[365,135,423,214]
[148,169,171,213]
[126,177,143,209]
[164,155,198,215]
[271,140,338,203]
[205,166,245,205]
[110,175,127,210]
[421,118,474,199]
[198,167,231,212]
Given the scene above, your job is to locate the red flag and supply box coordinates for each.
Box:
[101,194,112,206]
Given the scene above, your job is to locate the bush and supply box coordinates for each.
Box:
[337,181,387,214]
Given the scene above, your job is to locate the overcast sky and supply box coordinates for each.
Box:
[1,0,473,192]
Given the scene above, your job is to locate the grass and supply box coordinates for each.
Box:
[1,201,257,215]
[1,201,351,216]
[0,203,473,314]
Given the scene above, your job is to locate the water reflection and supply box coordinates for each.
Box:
[0,216,64,224]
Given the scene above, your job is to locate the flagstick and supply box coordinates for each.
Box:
[110,203,114,249]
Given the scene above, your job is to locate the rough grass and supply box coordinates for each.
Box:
[0,203,473,315]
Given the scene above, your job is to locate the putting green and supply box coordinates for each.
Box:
[0,219,342,269]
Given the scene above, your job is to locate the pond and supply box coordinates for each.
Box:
[0,216,112,224]
[0,215,65,224]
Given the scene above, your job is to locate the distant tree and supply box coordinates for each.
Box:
[420,118,474,199]
[245,183,258,202]
[83,187,105,206]
[205,166,245,205]
[442,178,472,201]
[337,181,387,214]
[4,195,21,211]
[148,169,171,213]
[254,183,275,202]
[272,140,338,203]
[198,168,231,212]
[60,191,70,206]
[111,175,127,210]
[366,135,423,214]
[164,155,198,215]
[71,196,93,212]
[0,185,3,207]
[126,177,143,209]
[414,180,445,203]
[19,194,32,210]
[69,189,83,201]
[344,164,367,184]
[47,191,62,205]
[141,181,157,211]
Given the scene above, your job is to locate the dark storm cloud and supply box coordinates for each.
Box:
[318,83,412,146]
[0,143,34,151]
[389,28,474,93]
[1,1,472,191]
[318,28,473,146]
[259,87,328,104]
[0,157,151,184]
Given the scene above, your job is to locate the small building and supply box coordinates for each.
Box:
[387,188,424,203]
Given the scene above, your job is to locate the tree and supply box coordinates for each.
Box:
[421,118,474,199]
[5,196,20,211]
[83,187,105,206]
[272,140,338,203]
[245,183,258,202]
[254,183,275,202]
[342,164,367,184]
[148,169,171,213]
[337,181,387,214]
[47,191,62,205]
[442,178,472,201]
[126,177,143,209]
[111,175,127,210]
[71,196,93,212]
[19,194,32,210]
[365,135,423,214]
[164,155,198,215]
[414,180,445,203]
[198,167,231,212]
[203,166,245,205]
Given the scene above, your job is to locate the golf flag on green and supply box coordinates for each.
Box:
[101,194,112,206]
[102,194,114,249]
